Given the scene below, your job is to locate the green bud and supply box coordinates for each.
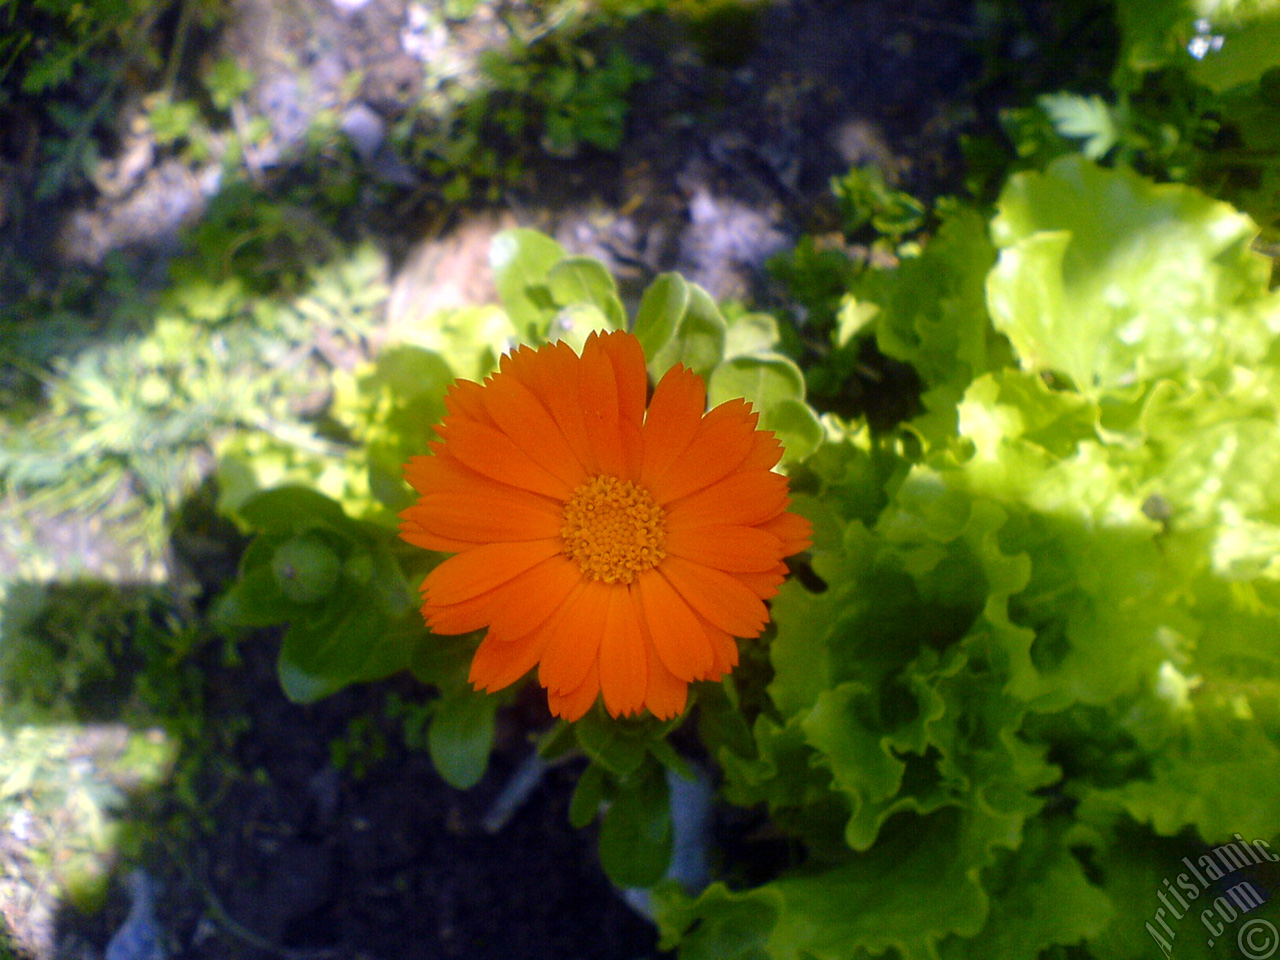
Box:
[271,532,341,604]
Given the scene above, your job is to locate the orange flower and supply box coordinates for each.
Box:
[399,330,812,721]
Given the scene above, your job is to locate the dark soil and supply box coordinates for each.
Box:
[140,646,660,960]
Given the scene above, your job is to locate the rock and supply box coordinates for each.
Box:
[386,212,517,332]
[104,870,166,960]
[341,103,419,187]
[676,185,791,302]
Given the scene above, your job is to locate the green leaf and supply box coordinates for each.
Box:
[1115,0,1280,90]
[800,681,908,842]
[766,809,994,960]
[1191,18,1280,91]
[706,352,820,461]
[147,99,200,145]
[707,354,806,410]
[428,689,497,789]
[599,763,674,888]
[212,562,309,629]
[394,305,517,382]
[569,762,607,829]
[546,257,626,330]
[940,818,1113,960]
[270,532,342,604]
[1112,0,1192,81]
[236,485,351,535]
[835,296,880,348]
[362,540,416,621]
[798,423,899,528]
[546,302,613,353]
[723,311,780,359]
[352,344,454,400]
[872,190,928,236]
[761,399,822,465]
[574,711,649,778]
[1068,820,1204,960]
[866,203,999,400]
[987,156,1277,396]
[632,273,689,361]
[1038,92,1118,160]
[489,229,567,330]
[646,733,697,783]
[653,881,781,960]
[663,808,1011,960]
[766,554,852,719]
[1090,705,1280,843]
[695,680,756,762]
[277,654,348,703]
[278,600,414,703]
[648,284,727,381]
[204,56,255,110]
[718,713,848,849]
[408,632,478,692]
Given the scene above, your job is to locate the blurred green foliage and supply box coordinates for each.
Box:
[0,575,234,922]
[0,0,230,202]
[962,0,1280,233]
[0,234,387,571]
[395,7,652,203]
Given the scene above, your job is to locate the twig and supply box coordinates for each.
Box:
[161,0,193,101]
[482,752,547,833]
[177,847,342,960]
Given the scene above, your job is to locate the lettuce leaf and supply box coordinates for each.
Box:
[987,156,1277,397]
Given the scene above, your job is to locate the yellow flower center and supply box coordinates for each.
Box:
[560,475,667,584]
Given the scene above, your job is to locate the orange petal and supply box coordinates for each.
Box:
[648,399,758,503]
[600,332,647,475]
[425,555,578,637]
[403,455,437,496]
[659,556,769,638]
[423,539,563,608]
[666,470,790,531]
[598,586,648,718]
[597,330,648,432]
[399,517,475,554]
[580,334,627,478]
[640,623,688,720]
[633,570,714,681]
[538,579,611,694]
[761,510,813,556]
[487,555,581,639]
[436,418,573,500]
[404,452,471,498]
[695,615,740,678]
[469,625,552,692]
[621,417,644,484]
[640,365,706,488]
[547,660,601,721]
[511,341,599,476]
[404,451,560,510]
[422,588,493,635]
[496,343,536,377]
[741,429,784,472]
[480,368,589,488]
[404,492,562,544]
[644,676,688,719]
[733,562,788,600]
[443,378,494,426]
[665,524,784,572]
